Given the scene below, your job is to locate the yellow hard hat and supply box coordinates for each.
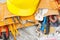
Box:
[7,0,39,16]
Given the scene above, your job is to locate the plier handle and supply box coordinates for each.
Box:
[0,27,2,39]
[3,25,9,40]
[5,26,9,38]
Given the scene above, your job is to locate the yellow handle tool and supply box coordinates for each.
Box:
[9,25,16,39]
[13,24,20,36]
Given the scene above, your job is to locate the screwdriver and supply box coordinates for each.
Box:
[9,24,16,39]
[26,20,35,24]
[40,16,47,32]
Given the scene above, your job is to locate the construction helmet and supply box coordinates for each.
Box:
[7,0,39,16]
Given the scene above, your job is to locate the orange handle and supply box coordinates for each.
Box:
[0,27,2,38]
[5,26,9,38]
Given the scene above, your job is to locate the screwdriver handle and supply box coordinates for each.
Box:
[40,17,47,32]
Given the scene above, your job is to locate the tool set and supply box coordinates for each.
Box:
[0,0,60,40]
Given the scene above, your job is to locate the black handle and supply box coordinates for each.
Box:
[45,16,50,34]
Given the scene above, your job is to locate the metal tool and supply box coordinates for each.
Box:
[21,20,35,24]
[12,16,35,27]
[26,20,35,23]
[36,22,43,37]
